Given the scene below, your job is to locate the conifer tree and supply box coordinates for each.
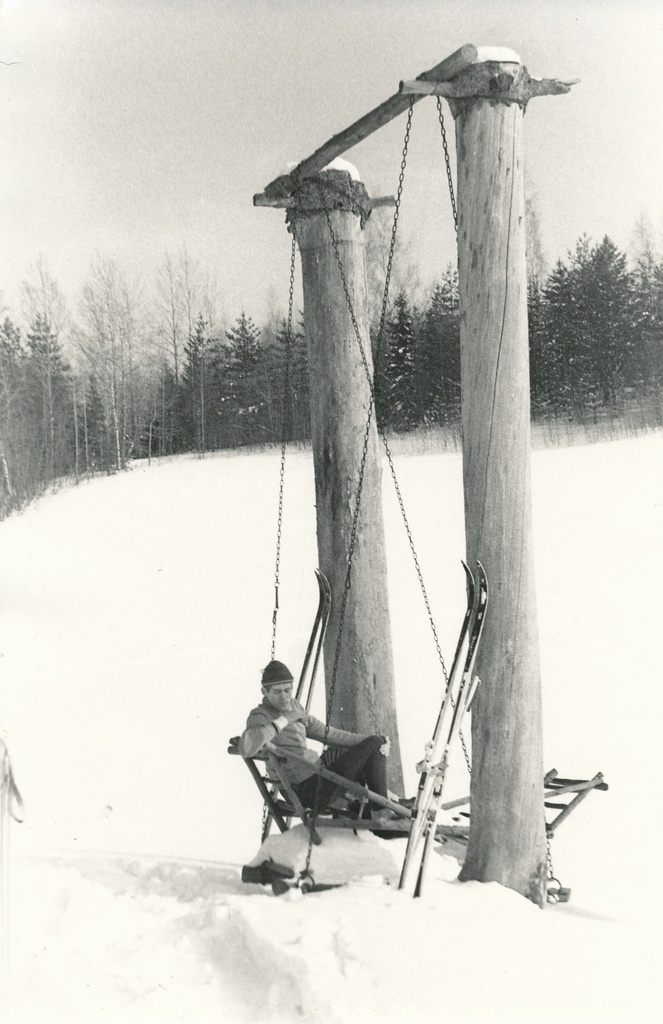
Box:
[527,276,547,417]
[540,258,579,418]
[0,317,24,510]
[383,291,418,431]
[419,268,461,427]
[630,239,663,395]
[224,312,262,445]
[181,314,212,454]
[274,318,309,442]
[585,236,634,411]
[24,314,73,481]
[566,236,599,418]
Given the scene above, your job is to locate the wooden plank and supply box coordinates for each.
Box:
[253,192,397,210]
[549,774,608,791]
[260,44,478,195]
[544,774,608,800]
[315,818,408,832]
[440,795,470,811]
[243,757,289,834]
[400,68,577,100]
[546,786,594,834]
[435,824,469,839]
[302,816,468,842]
[265,742,411,818]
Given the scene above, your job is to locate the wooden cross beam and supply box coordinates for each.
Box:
[255,42,479,203]
[254,43,576,206]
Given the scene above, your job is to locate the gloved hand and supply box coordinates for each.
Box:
[379,735,391,756]
[273,707,307,732]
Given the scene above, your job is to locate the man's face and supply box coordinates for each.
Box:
[262,682,293,712]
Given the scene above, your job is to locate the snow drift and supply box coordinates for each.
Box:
[1,432,661,1022]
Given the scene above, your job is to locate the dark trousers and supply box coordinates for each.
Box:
[293,735,387,812]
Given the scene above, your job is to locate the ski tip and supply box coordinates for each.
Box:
[314,567,331,589]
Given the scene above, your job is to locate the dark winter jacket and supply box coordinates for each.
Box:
[238,696,369,785]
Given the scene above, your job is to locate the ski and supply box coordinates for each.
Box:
[412,560,488,897]
[398,561,476,891]
[295,569,332,710]
[262,570,331,841]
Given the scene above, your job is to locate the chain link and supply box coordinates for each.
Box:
[271,234,297,660]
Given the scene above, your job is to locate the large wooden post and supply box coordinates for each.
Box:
[448,59,551,904]
[289,169,404,794]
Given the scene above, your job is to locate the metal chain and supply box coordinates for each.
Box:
[375,103,454,697]
[545,831,562,904]
[375,103,414,350]
[435,96,473,775]
[324,104,450,695]
[457,716,472,774]
[302,214,376,884]
[271,234,297,660]
[304,109,416,880]
[436,98,457,232]
[303,99,464,874]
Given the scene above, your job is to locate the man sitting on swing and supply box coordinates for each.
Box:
[239,659,395,821]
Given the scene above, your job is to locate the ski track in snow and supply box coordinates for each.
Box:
[1,432,662,1023]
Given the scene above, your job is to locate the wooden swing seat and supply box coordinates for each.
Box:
[228,736,421,844]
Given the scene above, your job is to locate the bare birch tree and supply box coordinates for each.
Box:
[76,256,142,471]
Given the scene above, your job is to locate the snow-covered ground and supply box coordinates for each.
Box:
[1,431,661,1022]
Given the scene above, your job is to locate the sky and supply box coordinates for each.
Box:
[2,0,663,326]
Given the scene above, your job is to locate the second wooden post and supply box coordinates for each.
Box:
[290,169,404,794]
[449,60,548,904]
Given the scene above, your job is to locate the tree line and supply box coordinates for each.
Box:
[377,233,663,433]
[1,230,662,519]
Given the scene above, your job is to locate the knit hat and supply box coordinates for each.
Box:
[261,660,294,688]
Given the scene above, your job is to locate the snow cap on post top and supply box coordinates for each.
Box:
[261,660,294,688]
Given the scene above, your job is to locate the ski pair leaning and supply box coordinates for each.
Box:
[262,570,331,842]
[295,569,332,710]
[399,560,488,897]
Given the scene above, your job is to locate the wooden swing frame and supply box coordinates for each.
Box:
[248,45,596,899]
